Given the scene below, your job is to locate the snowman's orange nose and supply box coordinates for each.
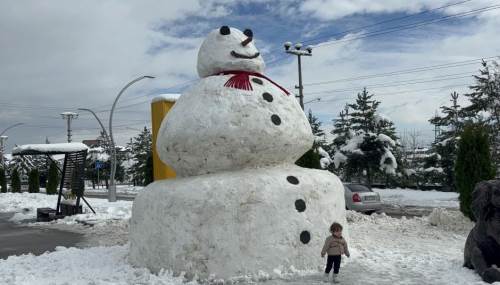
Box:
[241,37,253,46]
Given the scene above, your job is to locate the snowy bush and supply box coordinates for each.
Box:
[10,168,21,193]
[28,168,40,193]
[0,167,7,193]
[455,124,495,220]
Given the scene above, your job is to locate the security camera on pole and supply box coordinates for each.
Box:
[284,41,313,110]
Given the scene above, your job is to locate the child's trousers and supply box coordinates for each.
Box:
[325,255,342,274]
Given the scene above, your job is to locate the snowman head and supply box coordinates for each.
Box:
[197,26,265,78]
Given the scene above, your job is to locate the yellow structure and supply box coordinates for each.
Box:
[151,94,179,180]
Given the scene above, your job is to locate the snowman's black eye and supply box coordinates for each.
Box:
[220,26,230,35]
[243,29,253,38]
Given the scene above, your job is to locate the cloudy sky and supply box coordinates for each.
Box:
[1,0,499,152]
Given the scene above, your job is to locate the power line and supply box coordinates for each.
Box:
[85,78,195,111]
[265,4,498,66]
[303,56,499,87]
[308,83,468,104]
[306,74,472,96]
[301,0,474,45]
[315,4,500,47]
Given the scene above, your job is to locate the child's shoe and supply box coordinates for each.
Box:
[323,273,330,282]
[332,274,340,283]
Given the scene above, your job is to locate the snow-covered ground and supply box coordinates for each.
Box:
[0,192,132,224]
[85,184,144,195]
[374,188,459,208]
[0,189,497,284]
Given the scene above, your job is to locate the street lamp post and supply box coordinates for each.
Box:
[108,75,155,202]
[77,108,110,147]
[0,123,24,137]
[284,42,313,110]
[0,123,24,167]
[78,108,111,190]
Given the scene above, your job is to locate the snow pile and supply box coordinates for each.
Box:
[0,245,199,285]
[428,207,473,232]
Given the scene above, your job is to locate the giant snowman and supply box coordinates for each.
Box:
[129,26,346,281]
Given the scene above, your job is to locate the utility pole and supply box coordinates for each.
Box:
[61,112,78,143]
[284,41,313,110]
[344,104,350,126]
[433,110,441,144]
[450,92,460,136]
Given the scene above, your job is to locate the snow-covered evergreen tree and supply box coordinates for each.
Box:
[374,114,398,140]
[331,88,398,185]
[328,106,352,176]
[28,168,40,193]
[307,109,326,148]
[127,127,153,186]
[296,110,328,169]
[330,106,351,151]
[348,88,380,133]
[8,155,33,177]
[462,60,500,176]
[428,92,463,191]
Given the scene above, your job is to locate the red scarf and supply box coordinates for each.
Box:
[216,70,290,96]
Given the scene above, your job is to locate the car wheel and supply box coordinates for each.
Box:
[364,211,375,215]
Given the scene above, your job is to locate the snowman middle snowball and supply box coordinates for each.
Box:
[157,26,314,177]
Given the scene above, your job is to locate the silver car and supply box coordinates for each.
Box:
[343,183,382,214]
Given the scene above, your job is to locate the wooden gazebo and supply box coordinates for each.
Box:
[12,142,95,221]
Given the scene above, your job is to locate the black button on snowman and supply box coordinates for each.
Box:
[129,26,346,281]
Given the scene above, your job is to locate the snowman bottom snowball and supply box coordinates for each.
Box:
[129,165,346,281]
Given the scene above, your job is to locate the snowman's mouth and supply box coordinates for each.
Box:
[231,51,260,59]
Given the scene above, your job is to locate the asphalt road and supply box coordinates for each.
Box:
[0,212,83,260]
